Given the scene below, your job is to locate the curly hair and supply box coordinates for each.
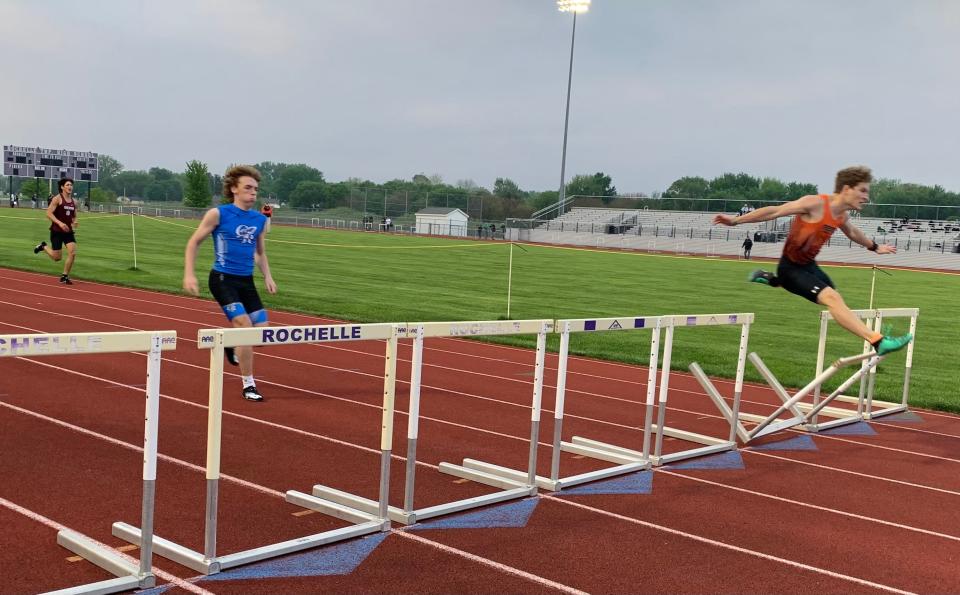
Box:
[222,165,261,199]
[834,166,872,193]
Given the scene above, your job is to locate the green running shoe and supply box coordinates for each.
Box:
[748,269,775,285]
[876,333,913,356]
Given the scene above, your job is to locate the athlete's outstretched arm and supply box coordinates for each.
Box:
[713,195,819,227]
[840,219,897,254]
[183,208,220,296]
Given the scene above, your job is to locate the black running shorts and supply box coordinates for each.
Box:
[49,230,77,250]
[208,270,264,321]
[776,256,835,304]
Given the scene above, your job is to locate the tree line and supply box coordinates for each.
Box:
[7,156,957,220]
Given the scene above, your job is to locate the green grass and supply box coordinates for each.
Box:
[2,209,958,412]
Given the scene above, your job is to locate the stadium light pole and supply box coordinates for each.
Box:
[556,0,590,217]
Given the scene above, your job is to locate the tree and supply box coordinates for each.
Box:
[183,160,212,208]
[274,164,324,202]
[90,187,117,204]
[493,177,524,200]
[663,176,710,199]
[412,174,430,185]
[566,172,617,203]
[97,154,124,183]
[18,179,48,200]
[288,180,328,209]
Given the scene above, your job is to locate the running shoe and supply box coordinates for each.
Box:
[34,241,47,254]
[875,333,913,356]
[242,385,264,402]
[748,269,776,285]
[59,274,73,285]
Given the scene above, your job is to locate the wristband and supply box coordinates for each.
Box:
[868,241,878,252]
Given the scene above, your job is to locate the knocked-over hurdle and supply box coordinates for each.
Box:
[311,319,552,525]
[114,322,399,575]
[806,307,919,429]
[725,351,885,443]
[1,330,177,595]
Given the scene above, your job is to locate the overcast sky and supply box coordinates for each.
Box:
[3,0,959,195]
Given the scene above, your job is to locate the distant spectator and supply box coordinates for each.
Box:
[385,217,392,231]
[489,223,497,239]
[500,224,506,237]
[477,224,483,239]
[260,203,273,233]
[742,236,753,259]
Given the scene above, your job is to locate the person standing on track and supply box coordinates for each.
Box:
[33,178,79,285]
[713,165,912,356]
[183,165,277,402]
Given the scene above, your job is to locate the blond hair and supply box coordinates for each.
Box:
[222,165,261,199]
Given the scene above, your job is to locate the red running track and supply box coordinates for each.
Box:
[1,267,958,594]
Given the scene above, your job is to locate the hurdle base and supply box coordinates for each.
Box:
[285,490,382,525]
[749,415,804,441]
[308,485,409,524]
[555,438,651,489]
[113,522,216,575]
[41,575,143,595]
[216,521,384,570]
[51,530,152,595]
[459,459,558,492]
[648,424,735,466]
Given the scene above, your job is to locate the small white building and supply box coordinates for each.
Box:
[414,207,469,237]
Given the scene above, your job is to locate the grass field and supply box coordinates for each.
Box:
[2,209,957,412]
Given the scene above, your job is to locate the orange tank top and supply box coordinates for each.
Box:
[783,194,847,265]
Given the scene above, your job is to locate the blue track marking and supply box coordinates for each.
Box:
[555,471,653,496]
[819,421,877,435]
[200,533,388,581]
[667,450,744,470]
[751,435,818,451]
[876,411,923,422]
[409,498,539,531]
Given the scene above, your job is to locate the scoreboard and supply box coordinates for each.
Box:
[3,145,99,182]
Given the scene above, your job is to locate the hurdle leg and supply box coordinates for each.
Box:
[403,326,425,515]
[641,321,661,460]
[204,331,226,565]
[378,332,399,526]
[137,335,163,583]
[652,323,672,461]
[803,356,883,423]
[527,326,548,487]
[549,327,571,484]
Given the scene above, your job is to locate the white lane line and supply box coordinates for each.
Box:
[547,496,917,595]
[0,497,215,595]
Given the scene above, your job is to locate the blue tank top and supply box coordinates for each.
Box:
[211,204,267,276]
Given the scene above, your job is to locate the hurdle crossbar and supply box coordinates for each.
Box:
[651,313,753,465]
[114,323,398,575]
[1,330,177,595]
[744,351,882,441]
[806,308,919,428]
[540,315,661,491]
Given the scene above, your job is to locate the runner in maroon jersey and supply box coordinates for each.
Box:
[33,178,79,285]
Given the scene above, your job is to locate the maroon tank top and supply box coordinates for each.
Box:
[50,194,77,231]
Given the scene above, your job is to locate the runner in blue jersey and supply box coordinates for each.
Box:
[183,165,277,401]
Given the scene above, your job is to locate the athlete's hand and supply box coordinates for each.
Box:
[713,214,736,226]
[876,244,896,255]
[183,275,200,296]
[264,276,278,294]
[58,222,70,232]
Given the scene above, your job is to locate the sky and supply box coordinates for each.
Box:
[2,0,960,195]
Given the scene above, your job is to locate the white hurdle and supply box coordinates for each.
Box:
[1,330,177,595]
[312,320,553,525]
[651,313,753,465]
[737,351,885,442]
[807,307,919,429]
[541,315,661,490]
[114,322,399,575]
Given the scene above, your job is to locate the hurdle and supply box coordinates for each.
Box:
[534,315,661,489]
[310,319,552,525]
[114,322,399,575]
[807,308,918,428]
[1,330,177,595]
[650,313,753,465]
[734,351,885,442]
